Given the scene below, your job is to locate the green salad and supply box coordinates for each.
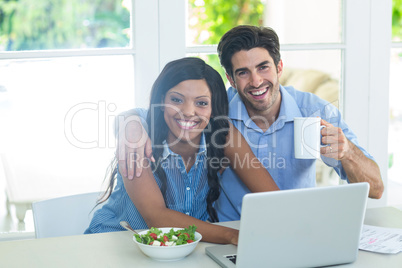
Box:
[134,225,197,247]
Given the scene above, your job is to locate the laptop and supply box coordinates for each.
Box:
[206,183,369,268]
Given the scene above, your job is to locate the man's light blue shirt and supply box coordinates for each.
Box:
[214,85,375,221]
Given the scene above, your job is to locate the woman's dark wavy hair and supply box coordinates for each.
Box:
[100,57,229,223]
[217,25,281,80]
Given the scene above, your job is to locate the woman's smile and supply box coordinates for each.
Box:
[175,119,200,129]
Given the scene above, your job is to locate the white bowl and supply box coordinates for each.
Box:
[133,227,202,261]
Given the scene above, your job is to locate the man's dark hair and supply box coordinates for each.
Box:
[217,25,281,79]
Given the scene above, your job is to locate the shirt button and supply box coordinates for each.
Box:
[186,187,190,191]
[185,212,190,215]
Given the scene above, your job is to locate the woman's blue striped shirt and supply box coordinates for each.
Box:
[85,136,209,233]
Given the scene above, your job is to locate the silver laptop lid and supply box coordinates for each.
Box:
[236,183,369,268]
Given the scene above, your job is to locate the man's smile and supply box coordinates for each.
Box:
[247,84,270,100]
[249,87,268,98]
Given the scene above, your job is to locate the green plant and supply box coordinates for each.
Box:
[392,0,402,40]
[0,0,130,51]
[188,0,265,82]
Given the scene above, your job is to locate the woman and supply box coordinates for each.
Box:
[85,58,278,244]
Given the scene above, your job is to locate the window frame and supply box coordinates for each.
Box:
[0,0,161,109]
[343,0,391,207]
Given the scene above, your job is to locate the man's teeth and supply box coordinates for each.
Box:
[177,120,197,127]
[250,88,268,96]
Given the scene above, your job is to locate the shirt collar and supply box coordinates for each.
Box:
[277,85,303,122]
[228,89,249,122]
[161,132,207,160]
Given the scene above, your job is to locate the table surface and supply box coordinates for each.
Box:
[0,207,401,268]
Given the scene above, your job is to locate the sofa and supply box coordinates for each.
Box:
[280,67,340,108]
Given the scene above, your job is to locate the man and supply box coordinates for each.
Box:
[117,25,383,221]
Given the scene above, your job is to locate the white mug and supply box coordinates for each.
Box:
[294,117,324,159]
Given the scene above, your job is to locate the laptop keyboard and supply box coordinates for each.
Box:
[225,254,237,264]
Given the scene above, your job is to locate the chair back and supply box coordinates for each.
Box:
[32,192,105,238]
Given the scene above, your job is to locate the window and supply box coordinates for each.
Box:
[0,1,139,222]
[388,0,402,206]
[0,56,134,192]
[186,0,265,82]
[0,0,394,231]
[0,0,130,51]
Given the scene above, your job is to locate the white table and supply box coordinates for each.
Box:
[0,207,401,268]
